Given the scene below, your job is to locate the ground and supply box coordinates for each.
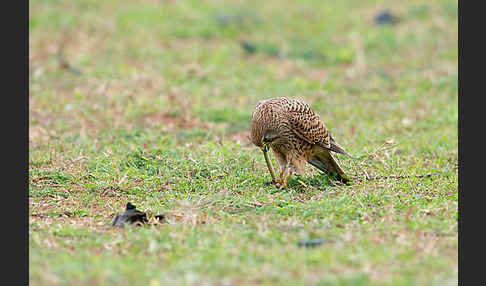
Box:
[29,0,458,285]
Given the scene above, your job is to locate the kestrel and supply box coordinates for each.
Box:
[250,97,352,187]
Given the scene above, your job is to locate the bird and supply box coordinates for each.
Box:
[250,97,352,187]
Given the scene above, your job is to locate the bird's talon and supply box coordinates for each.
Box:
[264,178,282,186]
[274,179,288,189]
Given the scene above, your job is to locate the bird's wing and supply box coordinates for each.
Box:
[286,101,351,156]
[307,146,349,183]
[286,102,331,146]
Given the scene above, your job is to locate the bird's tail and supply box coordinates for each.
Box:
[328,138,355,158]
[307,148,349,184]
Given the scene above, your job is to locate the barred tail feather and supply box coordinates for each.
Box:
[308,149,349,184]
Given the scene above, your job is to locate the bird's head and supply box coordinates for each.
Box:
[255,130,279,152]
[250,99,279,151]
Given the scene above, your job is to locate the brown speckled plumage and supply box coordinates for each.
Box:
[251,97,351,185]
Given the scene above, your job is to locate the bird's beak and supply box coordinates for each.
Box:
[261,142,269,153]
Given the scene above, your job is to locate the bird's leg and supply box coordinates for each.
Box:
[282,168,291,187]
[261,144,277,184]
[279,169,285,182]
[278,165,292,188]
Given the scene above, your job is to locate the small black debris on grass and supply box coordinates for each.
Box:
[112,202,165,227]
[241,41,257,54]
[374,10,400,25]
[215,12,262,28]
[297,238,328,248]
[57,48,82,75]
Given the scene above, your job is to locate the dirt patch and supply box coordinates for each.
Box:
[229,130,251,145]
[29,196,122,232]
[305,67,330,82]
[142,112,207,130]
[29,126,52,142]
[29,215,110,232]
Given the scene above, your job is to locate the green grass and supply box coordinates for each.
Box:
[29,0,457,285]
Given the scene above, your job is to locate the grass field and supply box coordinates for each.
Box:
[29,0,458,285]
